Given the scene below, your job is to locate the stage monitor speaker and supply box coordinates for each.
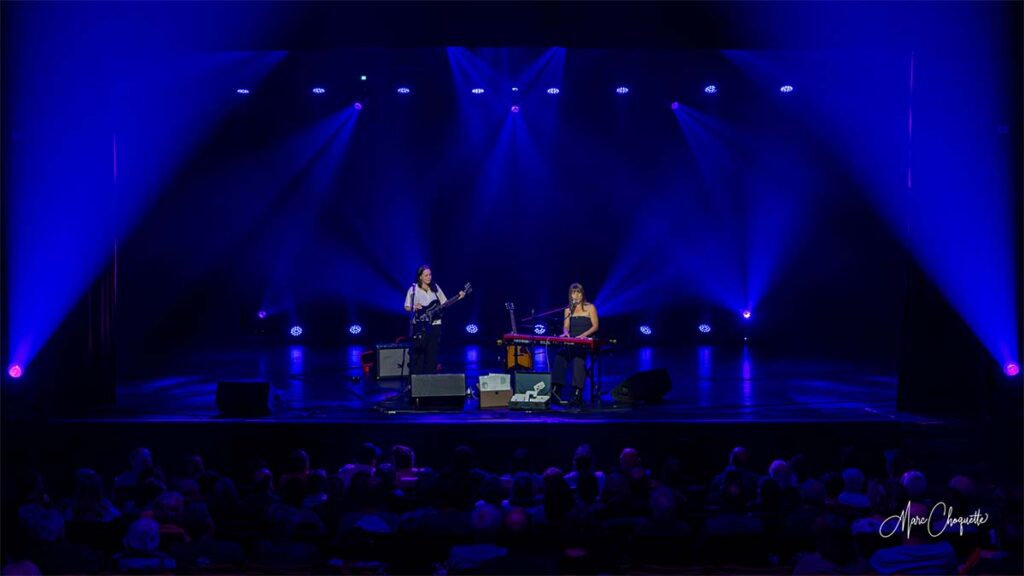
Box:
[611,368,671,403]
[216,381,271,417]
[376,343,411,379]
[514,372,552,397]
[411,374,466,409]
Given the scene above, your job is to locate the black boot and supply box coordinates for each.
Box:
[570,388,584,408]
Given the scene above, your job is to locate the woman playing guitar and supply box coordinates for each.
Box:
[403,265,466,374]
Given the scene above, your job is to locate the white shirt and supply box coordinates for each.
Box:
[405,284,448,325]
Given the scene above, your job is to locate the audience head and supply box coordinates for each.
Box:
[123,518,161,552]
[573,444,594,472]
[356,443,381,467]
[286,449,311,475]
[650,487,678,521]
[768,459,792,487]
[729,446,750,468]
[619,447,641,470]
[842,467,866,494]
[129,448,154,474]
[24,507,64,543]
[800,479,827,506]
[901,470,928,500]
[391,445,415,470]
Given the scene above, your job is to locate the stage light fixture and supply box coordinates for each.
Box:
[547,88,560,95]
[510,105,520,113]
[780,85,794,93]
[640,325,653,336]
[742,310,752,319]
[534,324,547,335]
[8,364,23,379]
[354,102,363,110]
[704,85,717,94]
[348,324,363,335]
[236,88,250,95]
[397,87,411,94]
[290,326,303,337]
[360,75,367,81]
[1006,362,1020,377]
[698,323,712,334]
[312,87,326,94]
[615,86,630,94]
[257,310,267,319]
[670,101,680,110]
[512,87,519,92]
[465,324,479,334]
[471,88,485,94]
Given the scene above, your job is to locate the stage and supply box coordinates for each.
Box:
[66,345,928,425]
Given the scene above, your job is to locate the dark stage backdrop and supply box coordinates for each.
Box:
[109,49,912,374]
[112,49,913,373]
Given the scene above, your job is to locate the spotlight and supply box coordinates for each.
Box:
[1006,362,1020,377]
[670,101,680,110]
[465,324,479,334]
[510,105,520,113]
[640,325,653,336]
[780,85,794,93]
[742,310,751,319]
[704,85,717,94]
[348,324,363,335]
[354,102,363,110]
[290,326,303,337]
[360,75,367,81]
[312,87,326,94]
[257,310,267,319]
[698,323,711,334]
[534,324,547,335]
[547,87,560,95]
[615,86,630,94]
[397,87,411,94]
[236,88,250,95]
[512,87,519,92]
[8,364,23,379]
[471,88,485,94]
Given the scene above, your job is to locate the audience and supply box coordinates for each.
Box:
[1,441,1019,575]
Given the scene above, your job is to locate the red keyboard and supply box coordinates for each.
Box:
[500,333,615,350]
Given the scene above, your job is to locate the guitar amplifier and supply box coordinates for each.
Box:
[376,343,411,380]
[411,374,466,409]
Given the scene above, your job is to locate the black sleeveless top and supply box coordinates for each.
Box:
[568,315,593,337]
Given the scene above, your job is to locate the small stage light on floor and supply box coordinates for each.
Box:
[257,310,267,319]
[348,324,363,335]
[742,310,752,319]
[1006,362,1020,377]
[290,326,303,337]
[8,364,23,379]
[510,105,520,113]
[640,325,653,336]
[534,324,546,335]
[354,102,363,110]
[780,85,794,93]
[312,87,326,95]
[615,86,630,94]
[471,88,485,94]
[698,323,711,334]
[465,324,479,334]
[704,85,717,94]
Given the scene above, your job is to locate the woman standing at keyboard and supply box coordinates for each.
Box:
[554,282,599,407]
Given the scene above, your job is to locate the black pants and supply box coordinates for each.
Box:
[552,347,587,391]
[411,323,441,374]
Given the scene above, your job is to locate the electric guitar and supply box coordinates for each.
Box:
[413,282,473,324]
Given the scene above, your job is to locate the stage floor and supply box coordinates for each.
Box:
[66,344,939,425]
